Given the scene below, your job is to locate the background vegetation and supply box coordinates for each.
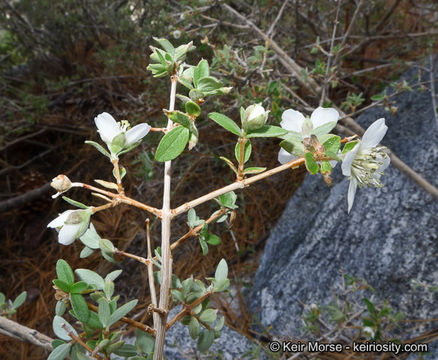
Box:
[1,0,437,358]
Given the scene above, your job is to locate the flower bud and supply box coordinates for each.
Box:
[242,104,269,132]
[51,175,72,193]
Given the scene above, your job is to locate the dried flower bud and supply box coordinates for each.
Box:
[51,175,72,193]
[242,104,269,132]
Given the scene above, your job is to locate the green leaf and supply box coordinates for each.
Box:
[218,191,237,209]
[104,279,115,299]
[305,152,319,175]
[69,281,88,294]
[193,59,209,87]
[153,37,175,56]
[208,113,241,136]
[206,233,220,246]
[114,344,138,357]
[112,165,127,181]
[311,121,337,136]
[214,279,230,292]
[155,126,190,162]
[187,208,197,227]
[106,270,123,282]
[85,141,111,158]
[234,140,251,164]
[171,289,184,303]
[189,316,200,339]
[214,316,225,331]
[53,279,70,293]
[135,329,154,355]
[189,89,205,102]
[98,298,111,328]
[197,330,215,352]
[0,292,5,304]
[79,246,94,258]
[363,298,375,314]
[99,238,115,254]
[75,269,105,290]
[85,310,103,329]
[108,299,138,327]
[323,135,341,154]
[320,161,333,174]
[47,343,71,360]
[79,224,100,249]
[243,167,266,175]
[342,141,359,154]
[61,196,89,209]
[185,101,201,117]
[12,291,27,309]
[199,309,217,323]
[56,260,75,286]
[197,76,223,93]
[166,110,191,128]
[53,315,77,341]
[219,156,238,175]
[70,294,89,323]
[199,233,208,256]
[215,259,228,285]
[246,125,287,138]
[55,301,66,316]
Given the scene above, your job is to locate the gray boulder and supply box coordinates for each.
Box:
[164,306,255,359]
[250,56,438,353]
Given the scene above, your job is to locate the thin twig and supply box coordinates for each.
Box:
[166,291,213,330]
[86,302,156,337]
[429,54,438,128]
[320,0,342,106]
[146,219,159,329]
[333,0,364,67]
[60,323,102,359]
[114,248,151,266]
[172,157,305,217]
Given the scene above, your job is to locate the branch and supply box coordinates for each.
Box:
[0,183,51,213]
[0,316,53,351]
[166,291,213,330]
[86,303,156,337]
[172,157,305,217]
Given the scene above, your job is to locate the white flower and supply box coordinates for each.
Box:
[280,106,339,138]
[242,104,269,132]
[278,107,339,164]
[47,209,92,245]
[362,326,375,339]
[94,112,151,155]
[342,118,390,213]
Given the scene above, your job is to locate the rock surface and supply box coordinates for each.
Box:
[164,306,254,359]
[250,57,438,354]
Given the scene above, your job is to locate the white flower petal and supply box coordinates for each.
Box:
[58,224,81,245]
[341,143,360,176]
[47,210,75,228]
[347,177,358,213]
[310,107,339,128]
[280,109,305,133]
[94,112,120,144]
[329,160,338,168]
[278,148,296,164]
[125,123,151,146]
[361,118,387,149]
